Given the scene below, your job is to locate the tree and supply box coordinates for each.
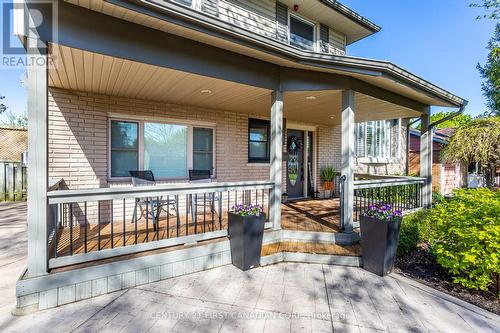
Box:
[477,23,500,116]
[3,109,28,128]
[442,116,500,187]
[0,95,6,114]
[470,0,500,20]
[411,111,473,129]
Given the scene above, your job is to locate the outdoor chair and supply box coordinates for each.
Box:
[188,170,220,222]
[129,170,178,230]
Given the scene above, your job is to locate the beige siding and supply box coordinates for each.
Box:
[218,0,276,39]
[328,27,346,55]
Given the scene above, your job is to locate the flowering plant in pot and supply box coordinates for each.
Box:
[228,204,265,270]
[320,165,337,191]
[360,203,403,276]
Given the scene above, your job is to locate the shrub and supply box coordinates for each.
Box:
[398,209,434,255]
[428,188,500,294]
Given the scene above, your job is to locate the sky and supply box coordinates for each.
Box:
[0,0,497,122]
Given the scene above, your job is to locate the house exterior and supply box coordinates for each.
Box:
[13,0,467,313]
[409,128,464,194]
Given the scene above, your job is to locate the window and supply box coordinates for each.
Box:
[109,119,214,179]
[289,15,315,51]
[248,118,270,163]
[193,127,214,171]
[356,120,399,159]
[144,123,187,178]
[110,121,139,177]
[173,0,192,7]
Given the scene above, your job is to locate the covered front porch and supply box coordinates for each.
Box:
[15,2,465,313]
[30,38,433,273]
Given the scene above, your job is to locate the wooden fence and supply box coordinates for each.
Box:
[0,162,27,201]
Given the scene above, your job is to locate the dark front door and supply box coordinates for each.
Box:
[286,129,305,199]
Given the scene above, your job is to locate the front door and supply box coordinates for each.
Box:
[286,129,305,199]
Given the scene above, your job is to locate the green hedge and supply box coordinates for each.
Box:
[399,188,500,295]
[398,209,433,255]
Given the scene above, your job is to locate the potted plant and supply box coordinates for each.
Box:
[320,165,337,191]
[228,204,265,270]
[360,203,403,276]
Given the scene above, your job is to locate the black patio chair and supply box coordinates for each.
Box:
[129,170,178,230]
[188,170,219,222]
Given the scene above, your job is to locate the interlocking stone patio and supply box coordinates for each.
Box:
[0,202,499,333]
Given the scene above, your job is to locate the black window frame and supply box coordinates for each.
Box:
[248,118,270,163]
[110,120,139,178]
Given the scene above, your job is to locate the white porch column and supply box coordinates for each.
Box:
[26,31,49,276]
[270,91,283,230]
[341,90,355,233]
[420,110,433,208]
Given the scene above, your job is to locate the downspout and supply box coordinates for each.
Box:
[429,103,467,129]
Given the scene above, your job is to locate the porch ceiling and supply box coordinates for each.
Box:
[49,44,421,124]
[49,44,272,114]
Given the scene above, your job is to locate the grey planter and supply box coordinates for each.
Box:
[359,215,402,276]
[228,212,265,271]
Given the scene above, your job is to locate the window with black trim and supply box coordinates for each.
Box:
[110,120,139,177]
[248,118,270,163]
[289,14,315,51]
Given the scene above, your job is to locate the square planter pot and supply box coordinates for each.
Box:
[359,215,402,277]
[228,212,265,271]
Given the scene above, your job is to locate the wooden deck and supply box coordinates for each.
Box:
[53,199,341,258]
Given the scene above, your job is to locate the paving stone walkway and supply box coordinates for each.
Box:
[0,202,499,332]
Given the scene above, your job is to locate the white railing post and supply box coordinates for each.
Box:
[341,90,355,233]
[270,91,283,230]
[26,22,49,276]
[420,110,433,208]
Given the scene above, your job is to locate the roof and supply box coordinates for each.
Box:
[320,0,381,34]
[0,126,28,162]
[124,0,466,108]
[409,127,456,145]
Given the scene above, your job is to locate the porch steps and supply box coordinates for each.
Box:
[260,241,362,267]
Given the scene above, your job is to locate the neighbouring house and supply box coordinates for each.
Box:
[409,128,464,194]
[13,0,467,313]
[0,126,27,162]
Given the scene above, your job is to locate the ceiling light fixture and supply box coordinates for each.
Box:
[305,96,316,100]
[200,89,212,94]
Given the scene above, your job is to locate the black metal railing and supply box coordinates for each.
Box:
[353,177,425,222]
[0,162,27,202]
[46,181,273,268]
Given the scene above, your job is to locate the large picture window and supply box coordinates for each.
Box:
[144,123,188,178]
[289,14,316,51]
[356,120,399,159]
[248,118,270,163]
[110,119,214,179]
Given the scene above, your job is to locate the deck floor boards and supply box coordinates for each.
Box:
[53,199,341,258]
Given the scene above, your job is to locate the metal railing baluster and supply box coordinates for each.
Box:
[98,201,101,251]
[123,199,126,247]
[84,202,88,253]
[69,203,73,255]
[110,200,114,248]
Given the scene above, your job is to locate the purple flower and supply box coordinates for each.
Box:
[362,202,402,221]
